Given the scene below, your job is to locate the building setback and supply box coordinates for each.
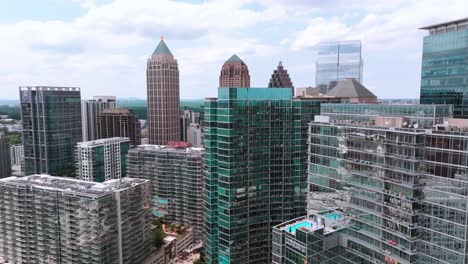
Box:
[420,18,468,118]
[127,143,204,242]
[268,61,294,90]
[76,137,131,182]
[0,133,11,178]
[147,38,180,145]
[81,96,116,141]
[0,175,151,264]
[202,87,339,264]
[99,108,141,146]
[20,86,82,177]
[219,54,250,87]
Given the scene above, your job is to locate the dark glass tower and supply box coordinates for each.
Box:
[20,86,82,177]
[420,18,468,118]
[0,132,11,178]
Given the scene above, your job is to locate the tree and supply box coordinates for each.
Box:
[152,227,167,249]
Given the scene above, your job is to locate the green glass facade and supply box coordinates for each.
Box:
[202,87,336,264]
[420,19,468,118]
[20,87,82,177]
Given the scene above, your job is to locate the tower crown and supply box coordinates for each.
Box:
[152,39,173,57]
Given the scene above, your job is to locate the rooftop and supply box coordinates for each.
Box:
[152,38,173,57]
[133,144,204,154]
[420,17,468,30]
[0,174,148,197]
[19,86,80,92]
[77,137,130,147]
[275,210,348,236]
[225,54,244,63]
[325,79,376,99]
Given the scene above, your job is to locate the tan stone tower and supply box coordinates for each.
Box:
[147,37,180,145]
[219,54,250,87]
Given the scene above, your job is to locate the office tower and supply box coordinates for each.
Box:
[99,108,141,146]
[81,96,116,141]
[127,143,204,242]
[0,133,11,178]
[268,61,294,90]
[219,54,250,87]
[325,79,377,103]
[76,137,131,182]
[187,123,202,147]
[9,144,23,167]
[147,37,180,145]
[316,40,363,93]
[420,18,468,118]
[203,87,336,264]
[0,175,151,264]
[20,86,82,177]
[272,104,468,263]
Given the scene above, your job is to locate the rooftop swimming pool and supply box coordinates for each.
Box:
[287,221,313,233]
[326,213,342,220]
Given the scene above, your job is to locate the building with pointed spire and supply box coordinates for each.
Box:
[147,37,180,145]
[268,61,294,90]
[219,54,250,87]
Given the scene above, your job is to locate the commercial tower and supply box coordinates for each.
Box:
[127,143,204,241]
[81,96,116,141]
[99,108,141,146]
[203,87,331,264]
[20,86,82,177]
[147,37,180,145]
[0,133,11,178]
[76,137,131,182]
[316,40,363,94]
[0,175,151,264]
[273,103,468,264]
[268,61,294,90]
[219,54,250,87]
[420,18,468,118]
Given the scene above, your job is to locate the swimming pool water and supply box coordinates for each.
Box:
[326,213,342,220]
[287,222,312,233]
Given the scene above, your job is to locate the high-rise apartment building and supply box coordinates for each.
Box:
[20,86,82,177]
[273,103,468,264]
[76,137,131,182]
[147,38,180,145]
[316,40,363,93]
[9,144,23,167]
[127,143,204,242]
[219,54,250,87]
[81,96,116,141]
[420,18,468,118]
[268,61,294,90]
[0,133,11,178]
[202,87,335,264]
[99,108,141,146]
[0,175,151,264]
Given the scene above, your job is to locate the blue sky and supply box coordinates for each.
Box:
[1,0,467,100]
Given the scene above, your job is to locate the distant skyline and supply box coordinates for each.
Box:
[1,0,467,100]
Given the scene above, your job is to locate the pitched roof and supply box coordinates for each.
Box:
[325,79,376,98]
[152,39,173,57]
[225,54,244,63]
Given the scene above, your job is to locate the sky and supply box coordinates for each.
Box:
[0,0,467,100]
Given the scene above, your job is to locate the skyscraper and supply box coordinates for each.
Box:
[420,18,468,118]
[0,175,151,264]
[81,96,116,141]
[0,132,11,178]
[20,86,82,177]
[127,143,204,242]
[147,37,180,145]
[316,40,363,94]
[202,87,327,264]
[219,54,250,87]
[76,137,131,182]
[98,108,141,146]
[268,61,294,90]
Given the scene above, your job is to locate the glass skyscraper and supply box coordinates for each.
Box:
[20,86,82,177]
[316,40,363,94]
[420,18,468,118]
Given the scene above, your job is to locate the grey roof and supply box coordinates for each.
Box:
[153,39,173,56]
[420,17,468,30]
[225,54,244,63]
[325,79,376,98]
